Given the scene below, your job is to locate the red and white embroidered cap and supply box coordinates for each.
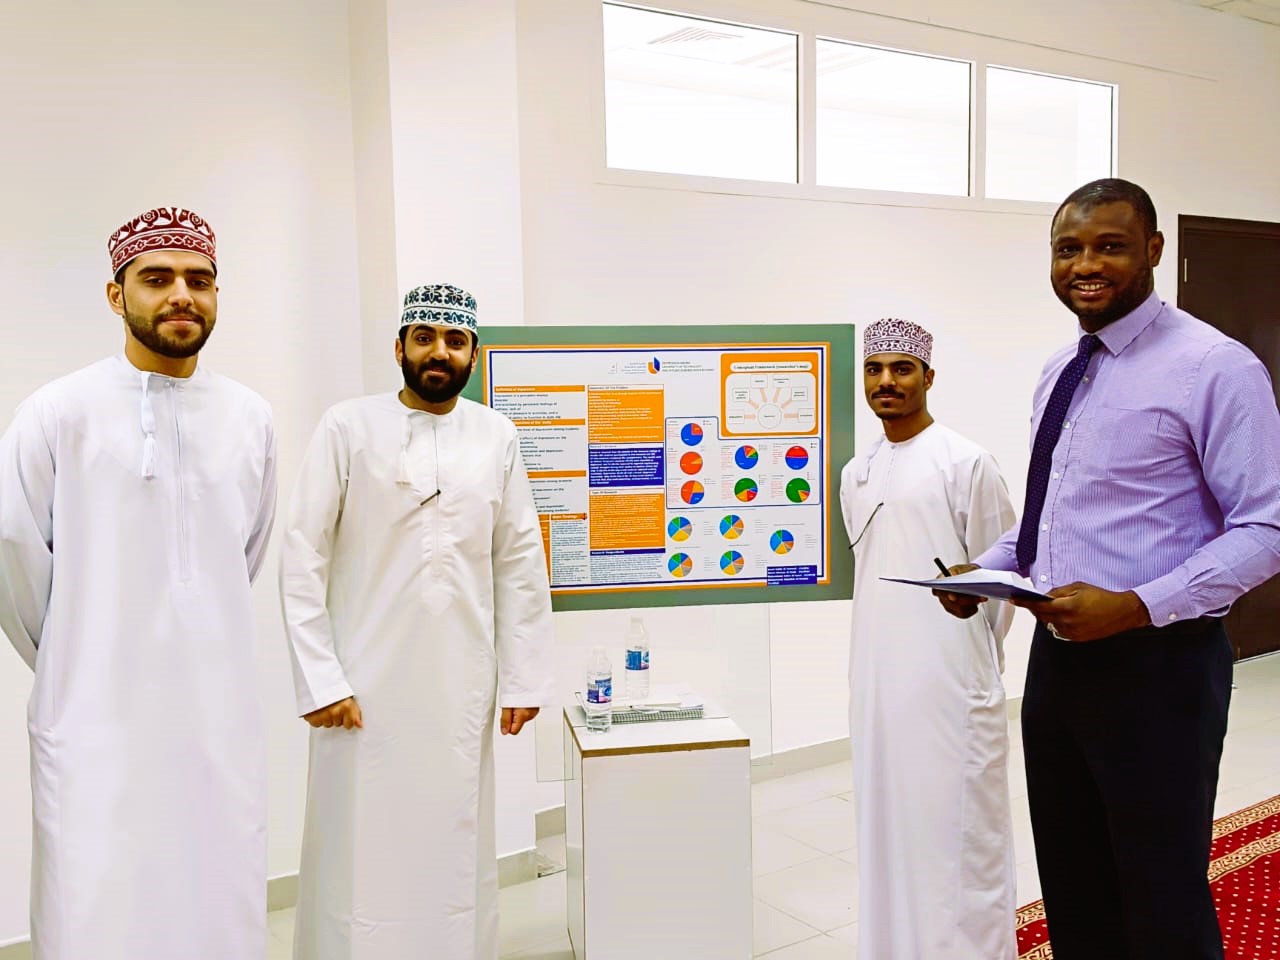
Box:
[108,207,216,276]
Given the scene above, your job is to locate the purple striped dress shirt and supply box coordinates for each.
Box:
[976,290,1280,627]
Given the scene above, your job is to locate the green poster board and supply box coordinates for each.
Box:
[461,324,856,611]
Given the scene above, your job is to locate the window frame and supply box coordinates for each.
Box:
[593,0,1119,214]
[600,1,803,184]
[982,62,1118,204]
[812,35,975,199]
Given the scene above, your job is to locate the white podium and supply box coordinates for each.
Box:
[563,705,753,960]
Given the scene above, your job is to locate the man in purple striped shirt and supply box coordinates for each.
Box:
[937,178,1280,960]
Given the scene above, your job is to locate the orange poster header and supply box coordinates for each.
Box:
[493,384,586,394]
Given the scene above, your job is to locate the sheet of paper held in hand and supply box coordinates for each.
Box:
[880,569,1053,602]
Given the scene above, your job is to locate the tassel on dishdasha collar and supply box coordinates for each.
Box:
[139,373,158,479]
[398,414,413,486]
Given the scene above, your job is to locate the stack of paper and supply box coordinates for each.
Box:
[879,569,1052,602]
[574,684,705,723]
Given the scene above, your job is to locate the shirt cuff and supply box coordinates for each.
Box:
[973,543,1018,572]
[296,680,356,717]
[1133,572,1194,627]
[499,680,555,709]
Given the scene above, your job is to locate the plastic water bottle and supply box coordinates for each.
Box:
[585,646,613,733]
[624,615,650,700]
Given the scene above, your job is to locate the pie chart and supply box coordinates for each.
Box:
[734,477,759,503]
[734,445,759,469]
[785,478,811,503]
[681,480,705,505]
[668,516,693,542]
[680,422,704,446]
[680,451,703,475]
[720,550,744,576]
[785,446,809,470]
[668,553,693,578]
[720,515,744,539]
[770,529,795,554]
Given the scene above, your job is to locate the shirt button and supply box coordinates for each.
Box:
[1052,471,1060,479]
[1083,376,1090,383]
[1041,523,1048,531]
[1063,421,1071,429]
[1168,613,1177,621]
[1039,575,1048,583]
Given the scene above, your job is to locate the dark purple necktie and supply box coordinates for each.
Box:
[1015,334,1101,571]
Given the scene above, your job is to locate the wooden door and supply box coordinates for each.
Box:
[1178,214,1280,660]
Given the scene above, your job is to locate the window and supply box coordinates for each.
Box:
[603,3,798,183]
[985,67,1115,202]
[816,40,970,196]
[601,4,1117,206]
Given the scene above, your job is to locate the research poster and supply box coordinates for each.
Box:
[484,343,831,594]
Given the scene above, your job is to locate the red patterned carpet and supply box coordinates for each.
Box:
[1016,794,1280,959]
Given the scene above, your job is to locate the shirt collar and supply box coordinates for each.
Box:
[1085,289,1163,356]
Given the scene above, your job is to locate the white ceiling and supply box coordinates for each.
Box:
[1171,0,1280,27]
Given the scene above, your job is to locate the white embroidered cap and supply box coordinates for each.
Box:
[399,284,478,334]
[863,318,933,365]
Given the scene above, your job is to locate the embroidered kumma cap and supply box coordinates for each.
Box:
[108,207,216,276]
[863,318,933,366]
[399,284,478,334]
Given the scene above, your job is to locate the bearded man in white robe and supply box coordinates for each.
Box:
[282,283,554,960]
[0,207,277,960]
[839,318,1017,959]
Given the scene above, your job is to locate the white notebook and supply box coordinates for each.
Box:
[880,568,1052,602]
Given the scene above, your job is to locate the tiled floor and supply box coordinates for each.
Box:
[265,653,1280,959]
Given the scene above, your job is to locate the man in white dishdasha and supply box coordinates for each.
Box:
[0,206,277,960]
[840,318,1017,959]
[282,283,554,960]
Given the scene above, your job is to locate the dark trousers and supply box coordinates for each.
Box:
[1022,617,1232,960]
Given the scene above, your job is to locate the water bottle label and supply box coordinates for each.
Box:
[587,677,612,704]
[625,649,650,671]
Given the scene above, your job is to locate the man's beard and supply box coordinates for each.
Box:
[1056,265,1154,328]
[403,356,473,405]
[123,306,213,359]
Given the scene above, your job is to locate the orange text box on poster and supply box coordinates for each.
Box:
[719,351,821,438]
[538,514,551,576]
[588,493,664,551]
[587,388,664,444]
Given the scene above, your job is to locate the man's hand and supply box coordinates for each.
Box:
[501,707,539,736]
[1013,582,1151,642]
[933,562,985,619]
[303,696,363,730]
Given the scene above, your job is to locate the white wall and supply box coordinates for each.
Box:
[1,0,1278,946]
[513,0,1280,784]
[379,0,543,859]
[0,0,362,944]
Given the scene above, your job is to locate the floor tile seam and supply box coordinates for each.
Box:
[751,846,836,882]
[752,888,840,931]
[754,826,850,857]
[753,932,829,957]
